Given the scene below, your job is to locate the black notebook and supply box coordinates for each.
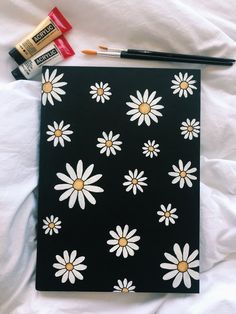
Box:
[36,66,200,293]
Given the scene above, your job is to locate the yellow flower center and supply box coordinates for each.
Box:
[73,179,84,191]
[43,82,53,93]
[164,211,171,218]
[105,140,113,147]
[179,81,189,90]
[48,222,55,229]
[65,263,74,271]
[187,126,193,132]
[118,237,128,247]
[131,178,138,185]
[122,287,129,293]
[139,103,151,114]
[148,146,154,152]
[177,261,188,272]
[97,88,104,96]
[179,171,187,178]
[54,129,62,137]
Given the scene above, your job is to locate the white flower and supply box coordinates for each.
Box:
[42,69,67,105]
[171,72,197,98]
[142,140,160,158]
[126,89,164,126]
[42,215,61,235]
[160,243,199,289]
[157,204,178,226]
[123,169,148,195]
[46,121,73,147]
[54,160,104,209]
[180,118,200,140]
[107,225,140,258]
[97,131,122,156]
[90,82,112,103]
[168,160,197,188]
[53,250,87,284]
[113,278,135,293]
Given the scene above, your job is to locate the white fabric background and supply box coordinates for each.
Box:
[0,0,236,313]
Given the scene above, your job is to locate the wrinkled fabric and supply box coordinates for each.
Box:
[0,0,236,313]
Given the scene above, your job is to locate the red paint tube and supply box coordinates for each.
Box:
[11,35,74,80]
[9,7,72,64]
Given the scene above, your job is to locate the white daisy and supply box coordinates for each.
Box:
[46,121,73,147]
[126,89,164,126]
[42,215,62,235]
[107,225,140,258]
[113,278,136,293]
[180,118,200,140]
[168,160,197,188]
[160,243,199,289]
[142,140,160,158]
[53,250,87,284]
[123,169,148,195]
[157,204,178,226]
[42,68,67,106]
[97,131,122,156]
[90,82,112,103]
[171,72,197,98]
[54,160,104,209]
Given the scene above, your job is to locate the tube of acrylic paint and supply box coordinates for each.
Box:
[9,7,72,65]
[11,35,74,80]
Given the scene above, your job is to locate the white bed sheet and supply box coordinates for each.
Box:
[0,0,236,313]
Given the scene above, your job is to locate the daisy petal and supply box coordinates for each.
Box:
[70,250,77,263]
[187,250,199,263]
[162,269,178,280]
[85,174,102,185]
[66,163,77,180]
[188,269,199,280]
[53,263,65,270]
[188,260,199,268]
[56,173,73,184]
[78,191,85,209]
[69,271,75,284]
[73,269,83,280]
[55,269,67,277]
[172,272,183,288]
[173,243,183,261]
[83,189,96,205]
[59,188,74,201]
[183,272,191,288]
[82,164,94,181]
[63,251,70,263]
[160,263,177,270]
[61,271,69,283]
[76,160,83,178]
[55,254,65,265]
[183,243,190,261]
[68,190,78,208]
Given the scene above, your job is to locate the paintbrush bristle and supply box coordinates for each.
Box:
[98,45,108,50]
[81,50,97,55]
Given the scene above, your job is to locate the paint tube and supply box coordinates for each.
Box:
[11,35,74,80]
[9,7,72,65]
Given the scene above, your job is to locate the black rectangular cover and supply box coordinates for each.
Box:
[36,66,200,293]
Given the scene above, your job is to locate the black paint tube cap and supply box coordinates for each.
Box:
[9,48,26,65]
[11,67,26,80]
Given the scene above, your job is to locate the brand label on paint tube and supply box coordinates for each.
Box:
[12,6,73,60]
[32,23,56,44]
[18,42,63,79]
[34,48,58,65]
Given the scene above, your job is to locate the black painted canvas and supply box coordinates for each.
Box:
[36,66,200,293]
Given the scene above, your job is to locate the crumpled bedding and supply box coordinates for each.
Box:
[0,0,236,313]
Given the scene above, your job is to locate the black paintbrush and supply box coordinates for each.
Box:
[81,47,234,66]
